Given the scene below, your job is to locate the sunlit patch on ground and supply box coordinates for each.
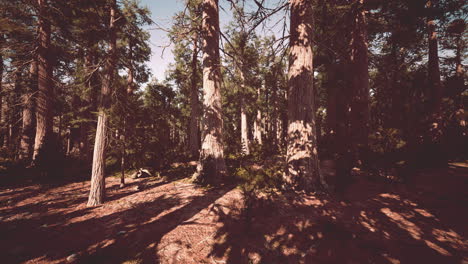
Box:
[0,166,467,263]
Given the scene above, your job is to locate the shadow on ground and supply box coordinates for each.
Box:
[0,165,466,264]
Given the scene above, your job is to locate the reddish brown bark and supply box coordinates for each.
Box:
[88,0,117,206]
[32,0,53,165]
[19,60,38,163]
[193,0,227,184]
[285,0,323,191]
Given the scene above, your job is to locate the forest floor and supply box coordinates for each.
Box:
[0,162,467,264]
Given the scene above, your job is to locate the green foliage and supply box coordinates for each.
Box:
[369,127,407,155]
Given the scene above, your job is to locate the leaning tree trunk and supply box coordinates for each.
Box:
[285,0,323,191]
[19,60,38,163]
[349,0,370,167]
[427,0,442,115]
[32,0,53,166]
[189,30,201,158]
[88,0,116,206]
[193,0,226,184]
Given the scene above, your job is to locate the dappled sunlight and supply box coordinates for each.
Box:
[380,207,422,240]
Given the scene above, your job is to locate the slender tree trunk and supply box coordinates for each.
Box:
[88,0,116,206]
[240,70,249,155]
[271,69,278,146]
[349,0,370,167]
[19,60,38,163]
[326,64,337,139]
[390,37,402,128]
[32,0,53,166]
[189,30,201,158]
[253,85,262,144]
[285,0,323,190]
[119,43,135,188]
[427,0,442,115]
[193,0,226,183]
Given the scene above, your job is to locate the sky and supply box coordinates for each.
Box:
[139,0,287,82]
[140,0,184,82]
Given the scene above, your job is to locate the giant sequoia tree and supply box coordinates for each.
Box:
[87,0,117,206]
[32,0,53,166]
[193,0,227,183]
[285,0,323,191]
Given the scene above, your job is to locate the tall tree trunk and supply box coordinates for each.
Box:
[193,0,226,183]
[120,45,135,188]
[32,0,53,166]
[88,0,116,206]
[271,69,278,146]
[80,51,92,160]
[240,98,249,154]
[349,0,370,167]
[19,60,38,163]
[427,0,442,115]
[240,70,249,155]
[285,0,323,190]
[390,36,402,128]
[253,86,262,144]
[325,64,337,140]
[189,30,200,158]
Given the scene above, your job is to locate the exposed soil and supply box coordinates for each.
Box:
[0,164,467,264]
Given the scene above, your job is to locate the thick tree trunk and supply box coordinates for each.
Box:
[349,0,370,167]
[189,30,201,158]
[427,0,442,115]
[285,0,323,191]
[32,0,53,166]
[193,0,226,183]
[88,0,116,206]
[19,60,38,163]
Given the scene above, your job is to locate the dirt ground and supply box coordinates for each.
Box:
[0,164,467,264]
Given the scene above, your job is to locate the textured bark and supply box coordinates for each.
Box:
[19,60,38,163]
[349,0,370,167]
[193,0,226,183]
[189,30,201,158]
[32,0,53,165]
[427,0,442,114]
[285,0,323,191]
[88,0,116,206]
